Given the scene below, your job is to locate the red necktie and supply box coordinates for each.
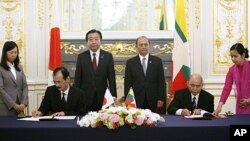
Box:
[93,53,97,72]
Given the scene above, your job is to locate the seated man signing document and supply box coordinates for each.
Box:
[32,67,86,117]
[167,73,214,116]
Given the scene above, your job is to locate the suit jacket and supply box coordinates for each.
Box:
[38,85,86,116]
[0,65,28,116]
[124,55,166,112]
[167,88,214,114]
[74,49,117,108]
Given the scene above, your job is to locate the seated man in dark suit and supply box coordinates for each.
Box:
[32,67,86,117]
[167,73,214,116]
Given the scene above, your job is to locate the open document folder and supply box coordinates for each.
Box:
[184,113,227,119]
[17,116,76,121]
[184,115,203,118]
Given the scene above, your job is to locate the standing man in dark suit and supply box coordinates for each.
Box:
[32,67,86,117]
[124,36,166,113]
[74,29,117,112]
[167,73,214,116]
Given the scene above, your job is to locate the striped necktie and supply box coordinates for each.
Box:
[192,97,196,110]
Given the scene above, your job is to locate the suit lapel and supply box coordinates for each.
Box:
[57,90,62,102]
[197,91,204,108]
[97,50,104,73]
[185,91,192,109]
[66,87,73,104]
[145,55,153,77]
[8,71,17,85]
[135,55,145,76]
[87,51,95,74]
[15,70,24,85]
[52,87,62,107]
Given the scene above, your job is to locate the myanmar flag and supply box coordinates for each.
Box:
[125,88,137,108]
[48,0,62,86]
[170,0,190,95]
[159,0,167,30]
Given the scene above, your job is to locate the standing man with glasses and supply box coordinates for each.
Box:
[124,36,166,113]
[74,29,117,112]
[167,73,214,116]
[32,67,86,117]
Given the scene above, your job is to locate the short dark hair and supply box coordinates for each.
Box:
[53,67,70,80]
[135,36,150,46]
[0,41,21,71]
[230,43,249,58]
[85,29,102,42]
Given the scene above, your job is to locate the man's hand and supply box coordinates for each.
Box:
[181,109,192,116]
[51,111,65,116]
[192,108,201,115]
[32,111,42,117]
[157,100,164,108]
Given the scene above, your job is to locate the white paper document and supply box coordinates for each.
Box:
[17,116,76,121]
[184,115,203,118]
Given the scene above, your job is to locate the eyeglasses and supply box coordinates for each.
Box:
[53,80,65,85]
[190,84,202,88]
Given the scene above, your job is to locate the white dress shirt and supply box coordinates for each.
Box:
[7,61,16,80]
[175,93,209,115]
[139,54,149,69]
[61,86,70,102]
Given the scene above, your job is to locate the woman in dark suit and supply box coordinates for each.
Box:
[0,41,28,116]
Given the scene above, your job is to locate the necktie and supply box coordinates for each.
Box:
[92,53,97,72]
[62,93,66,104]
[142,57,146,75]
[192,97,196,110]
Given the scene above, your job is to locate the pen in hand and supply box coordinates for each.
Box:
[182,109,192,116]
[192,109,196,115]
[51,111,65,117]
[192,109,201,115]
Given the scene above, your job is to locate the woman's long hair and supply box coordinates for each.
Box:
[0,41,21,71]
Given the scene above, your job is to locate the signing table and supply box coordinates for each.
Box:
[0,115,250,141]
